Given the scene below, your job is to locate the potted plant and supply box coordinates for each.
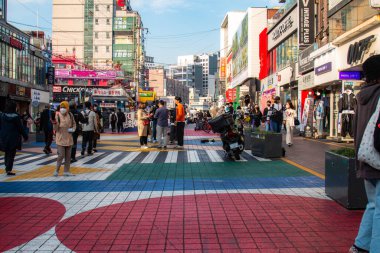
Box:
[251,131,282,158]
[325,148,367,209]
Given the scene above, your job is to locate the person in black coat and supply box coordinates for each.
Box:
[69,102,86,162]
[39,104,54,154]
[0,100,28,176]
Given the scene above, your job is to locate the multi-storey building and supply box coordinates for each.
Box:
[0,1,50,114]
[52,0,143,80]
[168,64,203,92]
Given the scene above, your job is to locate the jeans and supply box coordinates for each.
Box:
[355,179,380,251]
[152,119,157,141]
[176,122,185,146]
[44,130,53,150]
[270,120,281,133]
[71,132,79,160]
[156,126,168,147]
[82,131,94,154]
[140,136,148,146]
[4,149,17,172]
[265,121,271,131]
[117,123,123,133]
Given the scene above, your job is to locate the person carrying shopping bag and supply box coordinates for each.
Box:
[53,101,76,177]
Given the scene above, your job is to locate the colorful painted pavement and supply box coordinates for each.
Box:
[0,130,363,252]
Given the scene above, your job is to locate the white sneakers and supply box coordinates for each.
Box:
[141,146,149,149]
[53,171,75,177]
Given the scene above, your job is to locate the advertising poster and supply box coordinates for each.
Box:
[232,14,248,78]
[301,97,314,133]
[260,88,276,113]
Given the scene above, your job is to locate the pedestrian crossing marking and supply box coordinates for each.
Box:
[5,165,110,182]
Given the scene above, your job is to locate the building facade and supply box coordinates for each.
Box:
[168,64,202,92]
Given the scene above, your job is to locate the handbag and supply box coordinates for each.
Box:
[358,98,380,170]
[374,109,380,153]
[143,119,150,126]
[294,118,300,126]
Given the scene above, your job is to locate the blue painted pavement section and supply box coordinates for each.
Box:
[0,176,324,193]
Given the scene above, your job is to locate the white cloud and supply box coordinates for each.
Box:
[131,0,189,13]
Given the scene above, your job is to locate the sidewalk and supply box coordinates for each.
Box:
[0,129,363,252]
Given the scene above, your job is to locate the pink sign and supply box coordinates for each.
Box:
[71,70,97,77]
[54,69,118,79]
[55,69,71,77]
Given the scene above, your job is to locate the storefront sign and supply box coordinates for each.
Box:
[315,62,332,75]
[93,89,125,96]
[225,89,237,102]
[268,8,297,50]
[100,103,117,108]
[220,57,226,79]
[347,35,376,65]
[53,86,124,96]
[55,69,117,79]
[0,32,24,50]
[31,89,50,104]
[47,67,55,85]
[299,44,316,73]
[299,72,315,90]
[339,71,361,80]
[259,28,269,80]
[299,0,315,48]
[16,86,26,96]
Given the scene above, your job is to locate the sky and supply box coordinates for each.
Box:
[7,0,277,65]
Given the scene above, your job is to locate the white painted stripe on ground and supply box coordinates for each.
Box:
[29,155,58,166]
[13,154,46,165]
[165,151,178,163]
[141,151,159,164]
[206,150,223,162]
[72,152,104,166]
[0,153,30,163]
[187,150,200,163]
[115,152,140,166]
[94,152,122,167]
[244,150,272,162]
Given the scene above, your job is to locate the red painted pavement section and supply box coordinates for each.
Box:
[0,197,66,251]
[56,194,362,252]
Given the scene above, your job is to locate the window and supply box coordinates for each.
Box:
[106,19,110,25]
[95,5,99,11]
[107,5,110,11]
[106,32,110,39]
[95,19,99,25]
[95,32,98,39]
[95,46,98,53]
[106,46,110,53]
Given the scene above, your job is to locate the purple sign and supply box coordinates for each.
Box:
[315,62,332,76]
[339,71,361,80]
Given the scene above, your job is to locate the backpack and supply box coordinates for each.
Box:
[111,113,117,122]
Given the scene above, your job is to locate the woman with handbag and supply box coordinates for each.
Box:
[53,101,76,177]
[0,100,28,176]
[284,101,296,147]
[137,103,151,149]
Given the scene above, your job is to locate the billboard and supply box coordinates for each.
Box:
[114,17,135,31]
[232,14,248,78]
[299,0,315,49]
[113,44,134,60]
[219,57,226,79]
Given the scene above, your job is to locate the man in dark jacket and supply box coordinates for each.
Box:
[117,109,125,133]
[350,55,380,253]
[39,104,54,154]
[0,100,28,176]
[69,102,86,162]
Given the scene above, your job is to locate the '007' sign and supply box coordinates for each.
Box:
[347,35,376,65]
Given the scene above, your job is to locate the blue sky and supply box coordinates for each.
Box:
[8,0,276,64]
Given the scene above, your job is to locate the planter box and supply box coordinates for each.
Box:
[243,128,253,150]
[325,151,367,209]
[251,132,282,158]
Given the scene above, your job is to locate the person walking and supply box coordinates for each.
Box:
[69,102,86,163]
[154,100,169,149]
[40,104,54,154]
[110,110,117,132]
[81,102,97,156]
[21,110,33,135]
[150,100,159,143]
[284,101,296,147]
[53,101,76,177]
[0,100,28,176]
[137,103,151,149]
[117,109,125,133]
[92,109,101,152]
[251,104,263,129]
[269,96,283,133]
[349,55,380,253]
[169,108,176,145]
[175,97,185,149]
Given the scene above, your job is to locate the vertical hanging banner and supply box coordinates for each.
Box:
[299,0,315,49]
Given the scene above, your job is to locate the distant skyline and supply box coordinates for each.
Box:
[8,0,278,65]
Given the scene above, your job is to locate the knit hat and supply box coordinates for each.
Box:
[362,54,380,82]
[60,101,69,110]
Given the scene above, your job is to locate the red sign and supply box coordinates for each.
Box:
[0,33,24,50]
[225,89,237,103]
[53,86,62,93]
[259,28,269,80]
[117,0,125,7]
